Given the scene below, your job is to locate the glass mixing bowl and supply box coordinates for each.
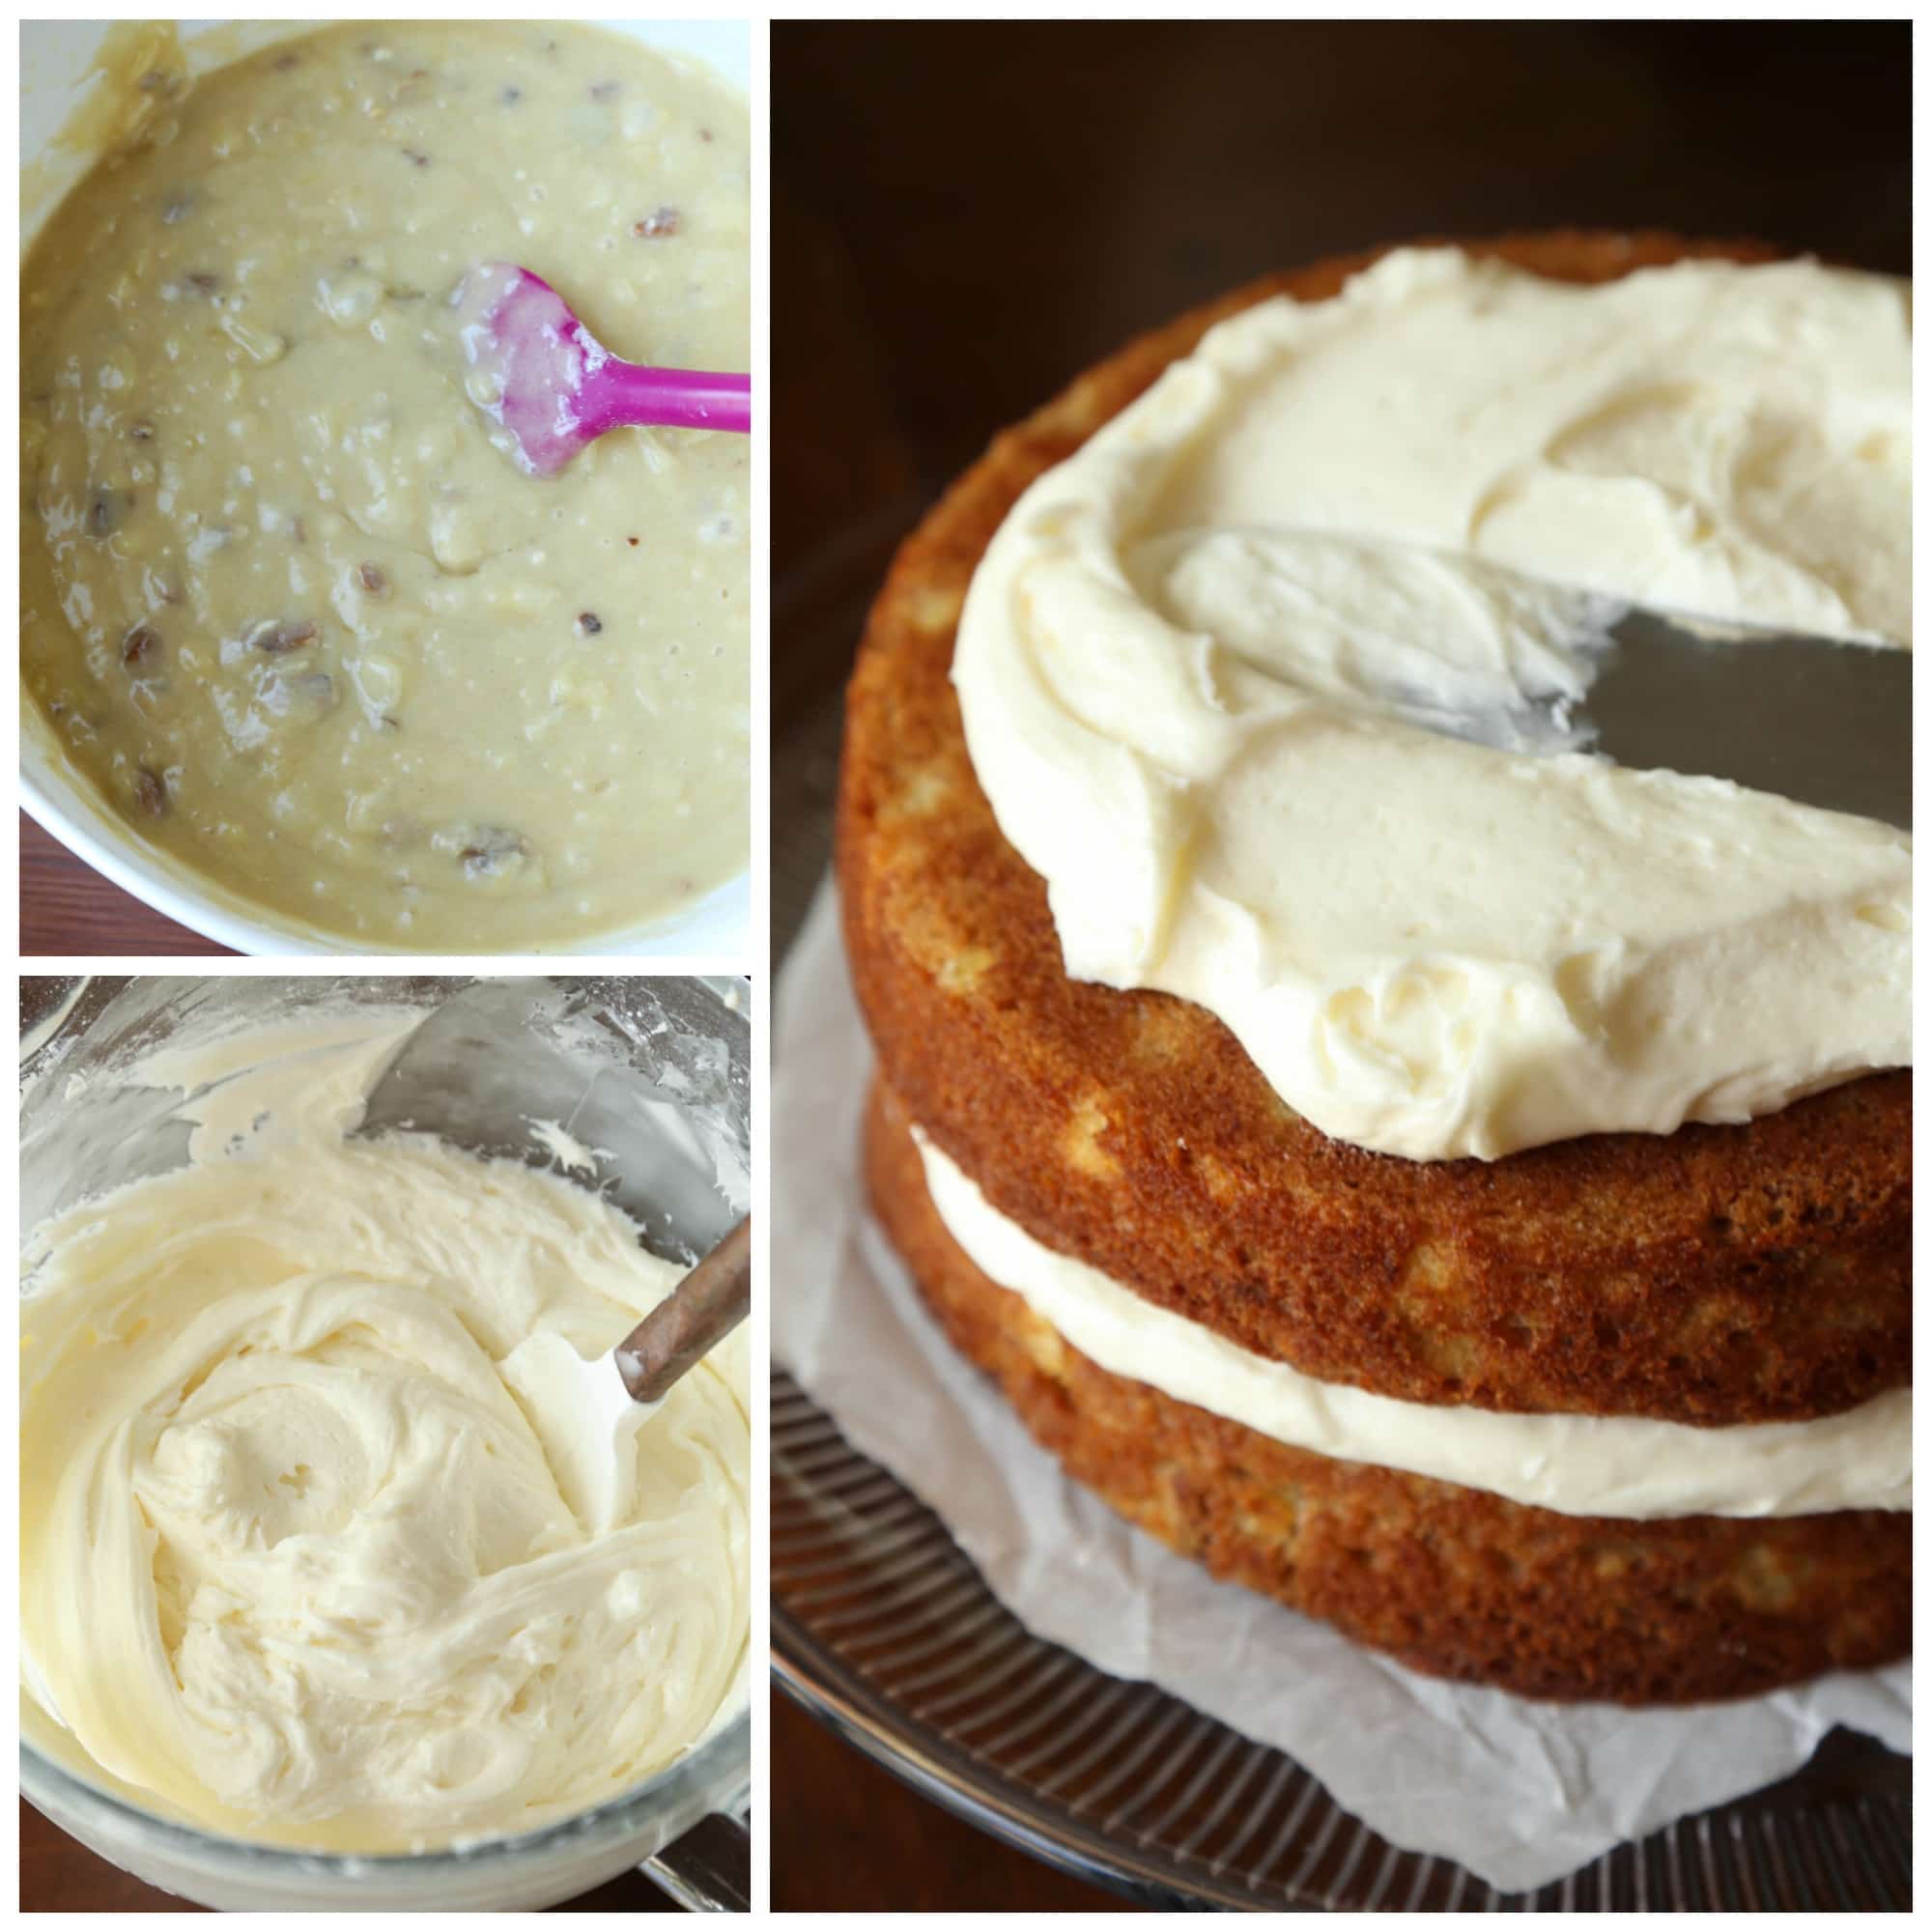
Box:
[19,975,751,1911]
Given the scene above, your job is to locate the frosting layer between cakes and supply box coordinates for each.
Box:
[913,1126,1910,1520]
[952,249,1912,1160]
[868,1078,1908,1704]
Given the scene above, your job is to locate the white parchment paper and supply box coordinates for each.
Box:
[774,883,1911,1896]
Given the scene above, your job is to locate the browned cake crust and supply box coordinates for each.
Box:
[865,1079,1910,1704]
[837,229,1911,1430]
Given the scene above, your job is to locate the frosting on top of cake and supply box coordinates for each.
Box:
[952,249,1911,1160]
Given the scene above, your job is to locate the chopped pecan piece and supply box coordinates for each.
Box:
[134,766,167,816]
[251,619,319,655]
[459,827,530,878]
[122,625,160,668]
[632,207,680,240]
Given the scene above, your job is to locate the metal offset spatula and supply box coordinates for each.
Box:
[1532,610,1911,829]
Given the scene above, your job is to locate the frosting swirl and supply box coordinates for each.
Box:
[20,1015,747,1852]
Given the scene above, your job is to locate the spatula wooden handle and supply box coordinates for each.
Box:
[615,1217,751,1403]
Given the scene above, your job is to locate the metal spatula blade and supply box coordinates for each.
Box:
[1581,611,1911,829]
[355,980,740,1263]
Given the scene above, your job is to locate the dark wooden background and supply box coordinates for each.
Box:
[770,17,1909,1912]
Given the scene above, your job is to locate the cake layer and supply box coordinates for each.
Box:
[865,1079,1911,1704]
[838,231,1911,1429]
[911,1121,1909,1520]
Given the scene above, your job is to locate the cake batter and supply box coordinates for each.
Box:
[20,1012,749,1853]
[21,22,749,949]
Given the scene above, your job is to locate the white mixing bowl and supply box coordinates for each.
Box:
[19,20,752,957]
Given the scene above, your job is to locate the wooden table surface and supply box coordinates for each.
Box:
[770,1697,1143,1914]
[770,16,1908,1913]
[19,1798,682,1912]
[22,814,233,957]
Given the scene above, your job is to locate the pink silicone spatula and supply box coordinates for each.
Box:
[458,261,751,477]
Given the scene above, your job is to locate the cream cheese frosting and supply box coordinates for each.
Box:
[912,1128,1910,1520]
[952,249,1912,1160]
[19,1012,748,1854]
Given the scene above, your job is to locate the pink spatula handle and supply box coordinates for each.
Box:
[462,261,751,473]
[580,362,751,436]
